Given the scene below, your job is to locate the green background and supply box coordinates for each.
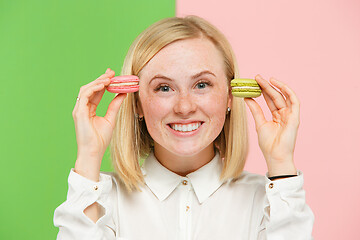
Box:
[0,0,174,238]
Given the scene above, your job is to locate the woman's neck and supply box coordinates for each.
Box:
[153,143,215,177]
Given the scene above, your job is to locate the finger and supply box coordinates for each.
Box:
[268,77,291,108]
[97,68,115,80]
[243,98,267,131]
[76,79,109,107]
[269,78,300,128]
[262,90,278,113]
[77,83,107,119]
[88,78,111,106]
[87,76,113,113]
[104,93,128,126]
[89,74,115,112]
[78,68,114,96]
[73,69,114,119]
[269,78,300,113]
[255,74,287,110]
[282,90,292,109]
[73,96,81,119]
[88,88,106,114]
[76,67,112,96]
[74,78,110,113]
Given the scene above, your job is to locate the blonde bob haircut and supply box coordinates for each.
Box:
[110,15,249,192]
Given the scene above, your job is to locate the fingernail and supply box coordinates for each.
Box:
[106,68,110,73]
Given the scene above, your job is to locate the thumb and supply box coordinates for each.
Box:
[104,93,127,126]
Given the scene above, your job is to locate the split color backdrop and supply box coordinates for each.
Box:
[177,0,360,239]
[1,0,359,239]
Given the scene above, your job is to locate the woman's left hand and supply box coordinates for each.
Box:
[244,75,299,177]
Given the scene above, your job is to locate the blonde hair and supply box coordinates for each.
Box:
[110,15,248,192]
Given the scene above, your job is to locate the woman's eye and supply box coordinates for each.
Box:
[155,85,171,92]
[160,86,169,92]
[196,81,210,89]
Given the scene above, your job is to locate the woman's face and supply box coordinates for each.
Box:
[137,37,231,157]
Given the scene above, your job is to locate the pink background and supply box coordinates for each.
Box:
[177,0,360,239]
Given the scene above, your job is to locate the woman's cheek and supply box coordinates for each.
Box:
[143,96,171,121]
[199,90,227,112]
[201,90,228,125]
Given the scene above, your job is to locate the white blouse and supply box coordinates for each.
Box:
[54,151,314,240]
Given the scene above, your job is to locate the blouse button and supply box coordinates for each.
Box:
[182,180,188,185]
[269,183,274,189]
[93,185,99,190]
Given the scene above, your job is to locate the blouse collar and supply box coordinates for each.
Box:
[141,150,225,204]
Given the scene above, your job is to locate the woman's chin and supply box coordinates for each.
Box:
[157,142,213,158]
[172,148,201,157]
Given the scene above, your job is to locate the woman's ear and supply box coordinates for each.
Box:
[227,88,233,109]
[135,96,144,118]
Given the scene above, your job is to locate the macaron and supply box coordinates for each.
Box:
[231,78,262,98]
[107,75,140,93]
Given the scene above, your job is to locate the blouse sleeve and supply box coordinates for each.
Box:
[53,169,118,240]
[257,171,315,240]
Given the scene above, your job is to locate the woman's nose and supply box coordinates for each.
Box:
[173,92,197,116]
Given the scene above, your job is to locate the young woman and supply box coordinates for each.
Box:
[54,16,314,239]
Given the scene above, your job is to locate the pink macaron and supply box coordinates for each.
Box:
[106,75,140,93]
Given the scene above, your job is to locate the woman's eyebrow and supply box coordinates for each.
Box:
[191,70,216,79]
[149,74,173,84]
[149,70,216,84]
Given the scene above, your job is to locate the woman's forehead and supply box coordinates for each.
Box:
[139,38,225,80]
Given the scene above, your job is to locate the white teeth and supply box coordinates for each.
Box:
[170,122,201,132]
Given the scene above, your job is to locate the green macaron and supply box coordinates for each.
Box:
[231,78,262,98]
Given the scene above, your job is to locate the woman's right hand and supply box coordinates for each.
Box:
[73,68,127,181]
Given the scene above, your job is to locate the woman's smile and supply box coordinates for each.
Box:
[167,121,204,136]
[168,121,203,132]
